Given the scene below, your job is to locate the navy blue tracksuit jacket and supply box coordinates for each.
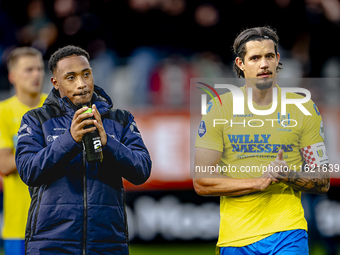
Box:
[15,85,152,254]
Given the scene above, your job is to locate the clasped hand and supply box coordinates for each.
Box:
[70,104,107,146]
[264,150,290,181]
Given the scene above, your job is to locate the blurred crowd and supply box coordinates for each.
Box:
[1,0,340,107]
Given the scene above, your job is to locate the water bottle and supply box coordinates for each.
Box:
[82,106,103,163]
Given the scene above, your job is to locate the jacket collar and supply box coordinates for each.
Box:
[44,85,113,118]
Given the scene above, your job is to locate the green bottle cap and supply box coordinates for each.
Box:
[82,106,92,114]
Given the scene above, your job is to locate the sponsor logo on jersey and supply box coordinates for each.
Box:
[233,114,253,118]
[227,134,293,153]
[198,121,207,138]
[276,128,292,132]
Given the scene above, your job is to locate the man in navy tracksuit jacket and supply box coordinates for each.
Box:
[15,46,152,254]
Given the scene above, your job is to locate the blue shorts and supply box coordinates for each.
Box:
[220,229,308,255]
[4,240,25,255]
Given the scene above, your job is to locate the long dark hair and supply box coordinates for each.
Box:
[233,26,283,78]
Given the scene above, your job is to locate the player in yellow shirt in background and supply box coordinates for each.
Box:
[194,27,330,255]
[0,47,47,255]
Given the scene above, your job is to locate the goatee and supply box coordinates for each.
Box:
[255,78,274,90]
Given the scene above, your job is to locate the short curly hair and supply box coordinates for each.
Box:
[233,26,283,78]
[48,45,90,73]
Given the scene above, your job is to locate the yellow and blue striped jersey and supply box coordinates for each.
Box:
[195,85,324,247]
[0,94,47,239]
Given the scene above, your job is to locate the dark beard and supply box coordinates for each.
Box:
[255,78,274,90]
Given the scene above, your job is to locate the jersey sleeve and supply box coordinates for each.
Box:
[195,99,224,152]
[299,101,324,149]
[0,105,13,149]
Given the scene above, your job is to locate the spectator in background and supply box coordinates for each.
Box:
[17,0,58,56]
[87,38,117,99]
[0,47,47,255]
[0,0,18,92]
[304,0,340,76]
[150,55,196,106]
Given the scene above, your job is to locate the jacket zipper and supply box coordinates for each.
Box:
[82,147,87,255]
[65,96,88,254]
